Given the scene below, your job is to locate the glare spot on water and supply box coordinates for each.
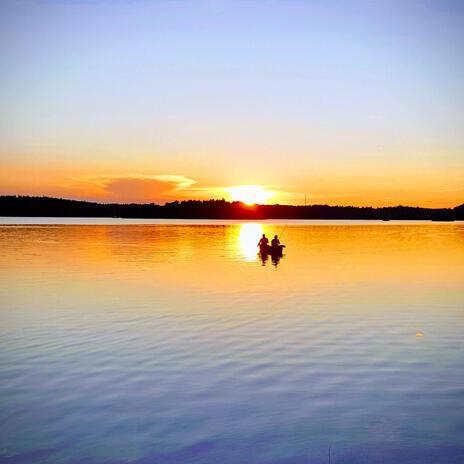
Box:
[238,223,263,261]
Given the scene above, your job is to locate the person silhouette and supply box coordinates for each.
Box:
[258,234,269,248]
[271,235,280,248]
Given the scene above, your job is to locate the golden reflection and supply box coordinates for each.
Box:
[238,223,263,261]
[1,223,463,313]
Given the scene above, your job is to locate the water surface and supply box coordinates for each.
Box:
[1,221,463,463]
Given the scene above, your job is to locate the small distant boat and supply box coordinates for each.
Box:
[259,244,285,256]
[382,218,390,221]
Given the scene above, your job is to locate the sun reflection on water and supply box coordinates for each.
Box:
[238,223,263,261]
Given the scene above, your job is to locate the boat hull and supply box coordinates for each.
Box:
[259,244,285,256]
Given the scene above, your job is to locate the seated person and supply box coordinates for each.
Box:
[258,234,269,247]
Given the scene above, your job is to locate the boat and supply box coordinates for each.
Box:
[259,244,285,256]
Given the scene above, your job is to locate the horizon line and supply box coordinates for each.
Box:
[1,194,463,211]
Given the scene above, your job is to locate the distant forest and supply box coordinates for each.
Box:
[1,195,463,220]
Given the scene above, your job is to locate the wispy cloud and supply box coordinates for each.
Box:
[73,174,197,203]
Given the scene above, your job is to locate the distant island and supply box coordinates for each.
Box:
[1,195,463,221]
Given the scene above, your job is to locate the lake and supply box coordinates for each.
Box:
[1,219,463,463]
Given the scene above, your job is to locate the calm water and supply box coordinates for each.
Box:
[1,220,463,463]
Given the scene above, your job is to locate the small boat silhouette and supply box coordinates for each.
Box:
[259,244,285,256]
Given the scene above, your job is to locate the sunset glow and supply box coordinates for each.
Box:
[0,0,462,208]
[227,186,275,205]
[1,1,463,462]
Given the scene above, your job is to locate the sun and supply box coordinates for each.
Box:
[227,185,275,205]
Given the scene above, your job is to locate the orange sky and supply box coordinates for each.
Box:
[1,154,462,207]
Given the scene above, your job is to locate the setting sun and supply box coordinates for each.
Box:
[227,186,275,205]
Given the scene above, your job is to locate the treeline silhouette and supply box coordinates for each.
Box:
[1,196,463,220]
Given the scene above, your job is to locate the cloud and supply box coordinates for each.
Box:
[73,174,197,203]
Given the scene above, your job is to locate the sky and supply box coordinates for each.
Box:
[0,0,463,207]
